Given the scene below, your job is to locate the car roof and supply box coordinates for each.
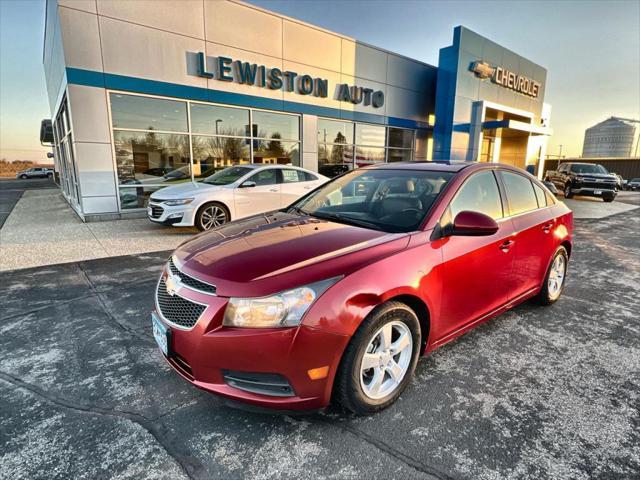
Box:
[362,161,474,173]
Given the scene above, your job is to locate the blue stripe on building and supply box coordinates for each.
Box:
[65,67,432,131]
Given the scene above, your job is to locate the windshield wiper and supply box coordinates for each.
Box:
[306,211,385,231]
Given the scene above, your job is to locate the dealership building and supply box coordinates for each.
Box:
[43,0,552,221]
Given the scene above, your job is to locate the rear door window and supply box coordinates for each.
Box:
[532,182,547,207]
[449,171,503,220]
[500,171,539,215]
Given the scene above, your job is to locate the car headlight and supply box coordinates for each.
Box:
[163,198,194,206]
[223,277,342,328]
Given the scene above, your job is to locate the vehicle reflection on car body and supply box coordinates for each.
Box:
[151,162,573,414]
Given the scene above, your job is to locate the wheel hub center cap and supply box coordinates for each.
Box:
[380,351,391,366]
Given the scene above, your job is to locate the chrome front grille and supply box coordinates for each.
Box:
[149,204,164,219]
[168,258,217,295]
[156,277,206,329]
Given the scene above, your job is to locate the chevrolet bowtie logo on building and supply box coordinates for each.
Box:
[470,61,495,79]
[469,60,541,98]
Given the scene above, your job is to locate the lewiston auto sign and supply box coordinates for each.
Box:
[470,61,541,98]
[193,52,384,108]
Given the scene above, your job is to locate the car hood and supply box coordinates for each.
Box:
[150,182,224,199]
[173,212,410,297]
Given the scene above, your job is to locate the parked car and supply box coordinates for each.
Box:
[151,162,573,414]
[545,162,617,202]
[16,167,53,179]
[611,173,624,191]
[626,178,640,191]
[148,164,329,230]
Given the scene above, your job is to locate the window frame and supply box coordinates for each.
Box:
[107,91,301,211]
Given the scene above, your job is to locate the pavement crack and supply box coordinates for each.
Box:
[312,415,457,480]
[77,262,153,344]
[0,370,208,480]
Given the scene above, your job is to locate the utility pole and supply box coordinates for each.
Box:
[558,144,563,159]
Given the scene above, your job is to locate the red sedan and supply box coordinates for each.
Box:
[152,162,572,414]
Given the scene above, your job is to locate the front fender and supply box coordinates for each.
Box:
[302,233,443,345]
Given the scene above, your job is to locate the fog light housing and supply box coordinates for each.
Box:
[168,213,184,219]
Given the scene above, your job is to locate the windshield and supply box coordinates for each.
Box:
[290,168,454,233]
[570,164,608,174]
[201,166,253,185]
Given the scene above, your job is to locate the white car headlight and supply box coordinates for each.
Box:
[163,198,194,206]
[223,277,341,328]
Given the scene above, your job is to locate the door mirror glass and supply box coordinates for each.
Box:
[452,211,499,236]
[543,181,558,195]
[240,181,256,188]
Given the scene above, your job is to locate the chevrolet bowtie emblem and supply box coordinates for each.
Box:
[470,61,496,80]
[165,273,179,296]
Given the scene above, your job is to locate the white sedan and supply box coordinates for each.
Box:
[147,164,329,230]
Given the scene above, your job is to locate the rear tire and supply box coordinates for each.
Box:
[564,184,573,199]
[20,174,27,179]
[334,301,421,415]
[195,202,229,231]
[535,246,569,306]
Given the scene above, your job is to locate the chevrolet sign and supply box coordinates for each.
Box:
[470,61,541,98]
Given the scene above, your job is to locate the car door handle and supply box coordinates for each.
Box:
[269,188,278,192]
[542,222,554,233]
[500,240,515,252]
[304,185,313,189]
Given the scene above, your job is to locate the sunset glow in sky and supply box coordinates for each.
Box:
[1,0,638,162]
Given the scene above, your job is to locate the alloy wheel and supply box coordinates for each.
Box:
[359,321,413,400]
[547,254,566,300]
[200,205,227,230]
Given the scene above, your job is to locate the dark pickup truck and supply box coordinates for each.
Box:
[545,162,617,202]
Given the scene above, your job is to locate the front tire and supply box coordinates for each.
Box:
[334,301,421,415]
[535,246,569,305]
[564,184,574,199]
[195,202,229,231]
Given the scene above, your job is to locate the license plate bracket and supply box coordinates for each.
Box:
[152,312,171,357]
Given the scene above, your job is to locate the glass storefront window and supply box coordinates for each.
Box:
[190,104,249,137]
[111,94,188,132]
[355,146,386,166]
[388,128,414,149]
[191,135,251,179]
[253,139,300,166]
[253,111,299,140]
[119,186,161,210]
[355,123,386,147]
[387,148,414,163]
[114,131,191,184]
[318,119,353,144]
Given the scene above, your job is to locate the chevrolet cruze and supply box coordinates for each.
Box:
[151,162,572,414]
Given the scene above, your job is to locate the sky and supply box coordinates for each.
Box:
[0,0,639,162]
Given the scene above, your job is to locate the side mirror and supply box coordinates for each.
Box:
[240,181,256,188]
[451,211,499,236]
[543,181,558,195]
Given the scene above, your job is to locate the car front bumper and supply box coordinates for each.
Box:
[152,270,349,411]
[570,187,616,198]
[147,201,197,227]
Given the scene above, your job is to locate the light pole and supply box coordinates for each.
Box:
[558,144,563,159]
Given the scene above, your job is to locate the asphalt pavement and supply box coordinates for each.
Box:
[0,178,56,228]
[1,210,639,479]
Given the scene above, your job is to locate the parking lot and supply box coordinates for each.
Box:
[1,202,638,479]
